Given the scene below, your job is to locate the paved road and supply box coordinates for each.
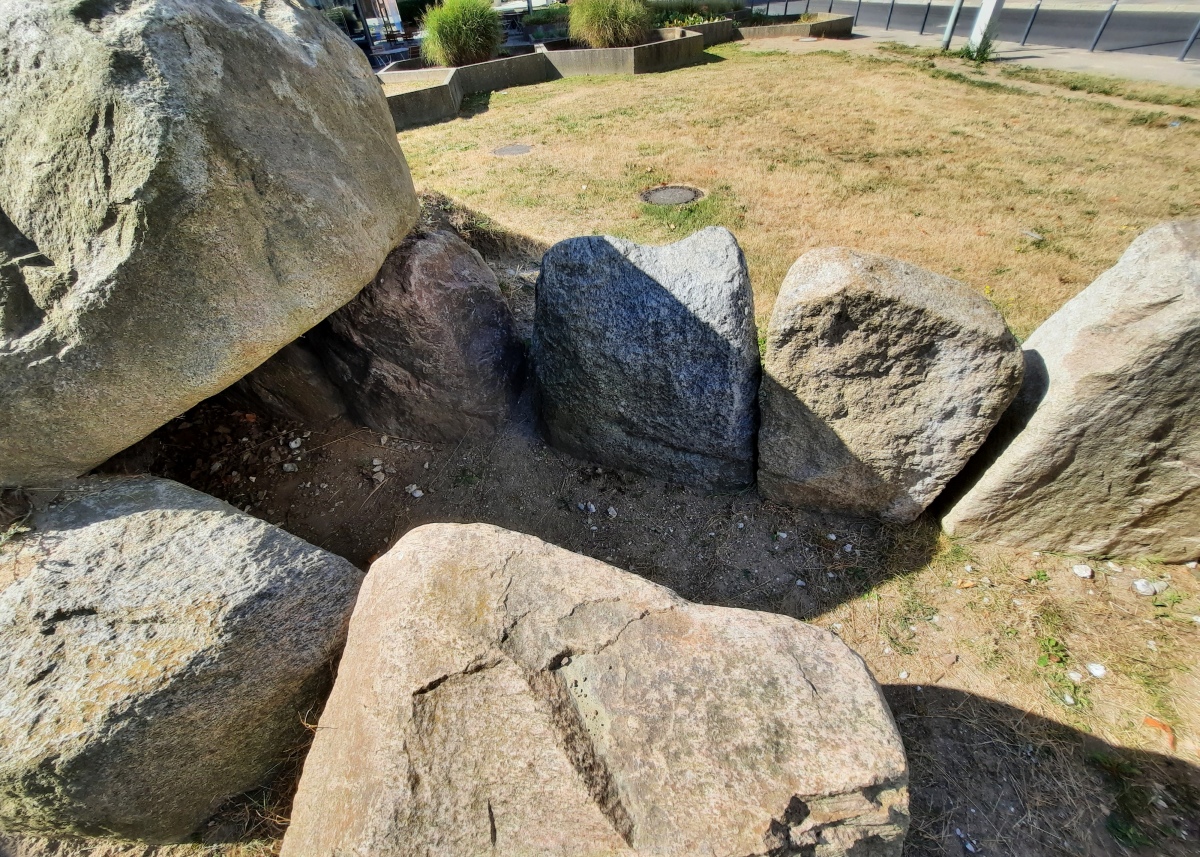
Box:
[744,1,1200,58]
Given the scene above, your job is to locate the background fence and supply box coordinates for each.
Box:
[740,0,1200,60]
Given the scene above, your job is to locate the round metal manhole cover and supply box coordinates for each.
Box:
[640,185,704,205]
[493,144,532,156]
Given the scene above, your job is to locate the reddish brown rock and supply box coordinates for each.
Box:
[315,231,525,443]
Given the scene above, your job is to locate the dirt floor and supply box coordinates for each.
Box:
[53,199,1197,857]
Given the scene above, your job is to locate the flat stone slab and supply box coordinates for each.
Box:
[281,523,908,857]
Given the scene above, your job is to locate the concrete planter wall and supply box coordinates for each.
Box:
[380,68,460,130]
[540,28,704,77]
[668,18,734,48]
[379,29,707,130]
[736,13,854,40]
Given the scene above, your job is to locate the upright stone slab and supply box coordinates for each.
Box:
[282,523,908,857]
[533,228,759,488]
[315,230,525,443]
[0,0,419,486]
[759,248,1023,523]
[0,476,363,842]
[944,220,1200,561]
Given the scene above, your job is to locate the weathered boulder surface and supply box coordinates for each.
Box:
[0,0,419,487]
[759,248,1023,523]
[231,338,349,429]
[282,523,908,857]
[315,230,525,443]
[943,220,1200,561]
[0,476,363,843]
[533,228,759,488]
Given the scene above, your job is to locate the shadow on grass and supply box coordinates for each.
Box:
[887,684,1200,857]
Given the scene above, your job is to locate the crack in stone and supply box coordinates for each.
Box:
[410,654,503,698]
[526,666,635,847]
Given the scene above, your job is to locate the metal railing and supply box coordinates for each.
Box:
[807,0,1200,61]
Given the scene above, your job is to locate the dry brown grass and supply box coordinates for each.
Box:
[399,42,1200,338]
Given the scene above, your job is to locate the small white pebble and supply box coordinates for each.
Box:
[899,671,909,679]
[1132,578,1157,596]
[289,438,302,449]
[590,526,598,532]
[1063,693,1075,706]
[411,489,424,499]
[319,483,327,489]
[1031,551,1041,557]
[827,533,837,540]
[282,463,298,473]
[1192,615,1200,625]
[1147,640,1158,651]
[1087,663,1107,678]
[380,435,388,445]
[843,544,853,553]
[831,623,842,631]
[795,579,806,587]
[585,502,596,514]
[607,507,617,518]
[1186,560,1197,569]
[777,532,788,539]
[964,564,974,573]
[883,646,893,655]
[371,458,383,466]
[1072,564,1093,579]
[248,476,256,483]
[1067,670,1083,683]
[424,462,429,469]
[708,532,716,537]
[405,484,418,493]
[1107,561,1123,573]
[737,522,744,529]
[827,572,836,579]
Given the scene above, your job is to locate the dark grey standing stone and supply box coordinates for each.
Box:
[532,227,759,488]
[0,476,363,843]
[314,230,525,444]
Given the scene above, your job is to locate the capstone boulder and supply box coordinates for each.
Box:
[758,248,1023,523]
[943,220,1200,561]
[0,476,363,842]
[532,227,759,488]
[0,0,418,486]
[281,523,908,857]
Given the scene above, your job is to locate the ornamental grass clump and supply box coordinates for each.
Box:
[569,0,654,48]
[421,0,502,67]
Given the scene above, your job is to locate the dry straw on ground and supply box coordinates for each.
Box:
[399,42,1200,339]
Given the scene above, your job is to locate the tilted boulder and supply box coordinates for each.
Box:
[0,476,363,842]
[0,0,418,487]
[282,523,908,857]
[759,248,1023,523]
[314,230,525,443]
[533,228,759,488]
[943,220,1200,561]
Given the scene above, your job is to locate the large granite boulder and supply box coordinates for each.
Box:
[282,523,908,857]
[315,230,525,443]
[0,476,363,842]
[0,0,419,487]
[943,220,1200,561]
[759,248,1023,523]
[532,228,759,488]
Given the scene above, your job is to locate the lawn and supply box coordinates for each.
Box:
[398,42,1200,339]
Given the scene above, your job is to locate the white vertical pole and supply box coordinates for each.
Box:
[968,0,1006,52]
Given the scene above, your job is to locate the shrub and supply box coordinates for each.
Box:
[422,0,502,67]
[569,0,654,49]
[647,0,741,17]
